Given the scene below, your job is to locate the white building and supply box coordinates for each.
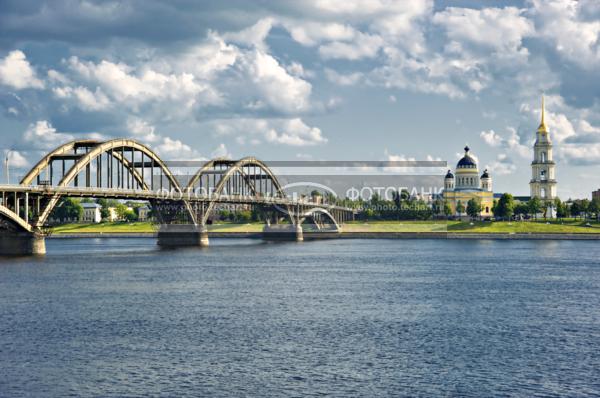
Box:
[106,207,118,222]
[137,205,150,221]
[81,202,102,223]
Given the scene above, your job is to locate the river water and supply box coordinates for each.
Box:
[1,238,599,397]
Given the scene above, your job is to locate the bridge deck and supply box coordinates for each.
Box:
[0,185,354,212]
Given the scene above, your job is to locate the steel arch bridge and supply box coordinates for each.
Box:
[0,139,353,253]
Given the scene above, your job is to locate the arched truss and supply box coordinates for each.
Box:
[20,139,99,185]
[28,139,191,227]
[0,204,33,233]
[299,207,341,231]
[187,157,293,225]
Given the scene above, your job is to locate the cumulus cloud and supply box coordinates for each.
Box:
[0,50,44,90]
[318,32,383,60]
[486,153,517,176]
[23,120,75,149]
[238,50,313,114]
[66,56,209,110]
[531,0,600,69]
[433,7,534,58]
[212,118,326,147]
[52,85,111,111]
[480,127,530,158]
[153,137,202,160]
[325,68,363,86]
[126,118,160,143]
[210,143,231,159]
[4,150,29,169]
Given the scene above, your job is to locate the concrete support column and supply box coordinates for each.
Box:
[0,232,46,255]
[263,224,303,242]
[295,224,304,242]
[157,224,210,247]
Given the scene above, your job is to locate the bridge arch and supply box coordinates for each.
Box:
[184,157,231,192]
[20,139,100,185]
[197,157,292,225]
[299,207,341,232]
[33,139,191,227]
[0,204,33,233]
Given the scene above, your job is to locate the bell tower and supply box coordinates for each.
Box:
[530,95,557,200]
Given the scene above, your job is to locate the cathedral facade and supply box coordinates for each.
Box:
[443,146,494,218]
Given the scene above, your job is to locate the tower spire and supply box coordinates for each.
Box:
[538,94,548,133]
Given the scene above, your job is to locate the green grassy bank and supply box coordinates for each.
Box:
[51,219,600,235]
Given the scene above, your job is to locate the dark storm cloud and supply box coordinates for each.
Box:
[0,0,270,50]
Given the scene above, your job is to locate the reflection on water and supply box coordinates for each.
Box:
[1,238,600,397]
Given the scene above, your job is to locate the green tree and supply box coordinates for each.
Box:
[466,198,482,220]
[123,209,138,222]
[456,200,465,218]
[581,199,590,220]
[588,198,600,221]
[443,201,453,218]
[236,210,252,223]
[527,196,542,220]
[50,197,83,222]
[115,203,129,220]
[514,202,528,219]
[570,201,581,219]
[495,193,515,221]
[554,198,567,219]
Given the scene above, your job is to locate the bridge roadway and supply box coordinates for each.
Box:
[0,184,349,208]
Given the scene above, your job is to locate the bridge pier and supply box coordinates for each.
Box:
[0,232,46,255]
[157,224,209,247]
[263,224,303,242]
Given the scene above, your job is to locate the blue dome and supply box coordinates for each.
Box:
[481,169,490,179]
[456,146,477,168]
[445,170,454,179]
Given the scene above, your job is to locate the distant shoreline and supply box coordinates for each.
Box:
[49,231,600,240]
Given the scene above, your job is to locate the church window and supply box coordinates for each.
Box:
[541,188,546,198]
[485,206,489,213]
[541,152,546,162]
[540,170,546,181]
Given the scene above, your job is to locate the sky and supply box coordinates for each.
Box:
[0,0,599,199]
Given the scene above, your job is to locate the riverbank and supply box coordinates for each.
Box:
[49,232,600,240]
[51,220,600,236]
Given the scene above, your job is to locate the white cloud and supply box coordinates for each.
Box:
[67,56,209,110]
[319,31,383,60]
[519,97,577,143]
[210,143,231,159]
[178,32,240,80]
[284,21,356,46]
[0,50,45,90]
[480,128,530,158]
[126,118,160,143]
[126,119,204,161]
[211,118,327,147]
[153,137,202,160]
[53,85,111,111]
[223,17,275,50]
[239,50,313,113]
[23,120,75,150]
[4,150,29,169]
[559,144,600,165]
[325,68,363,86]
[433,7,534,57]
[486,153,517,175]
[531,0,600,69]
